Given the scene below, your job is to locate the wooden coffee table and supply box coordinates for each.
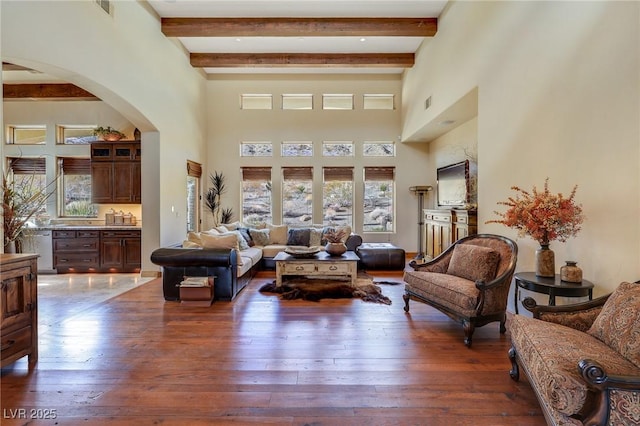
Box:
[274,251,360,287]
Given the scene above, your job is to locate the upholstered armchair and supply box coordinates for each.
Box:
[403,234,518,347]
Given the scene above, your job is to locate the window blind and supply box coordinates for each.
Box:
[282,167,313,180]
[242,167,271,181]
[364,166,394,181]
[323,167,353,181]
[187,160,202,178]
[8,157,46,174]
[59,157,90,175]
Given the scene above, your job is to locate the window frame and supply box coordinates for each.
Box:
[363,166,396,233]
[5,125,47,145]
[281,166,313,225]
[241,167,273,226]
[57,157,97,218]
[322,167,354,227]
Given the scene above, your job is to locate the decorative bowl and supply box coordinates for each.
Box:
[284,246,321,258]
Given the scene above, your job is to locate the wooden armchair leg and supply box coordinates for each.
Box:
[403,293,410,313]
[463,320,475,348]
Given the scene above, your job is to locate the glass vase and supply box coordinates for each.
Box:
[535,243,555,278]
[560,261,582,283]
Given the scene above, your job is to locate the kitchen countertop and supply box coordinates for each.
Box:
[29,225,141,231]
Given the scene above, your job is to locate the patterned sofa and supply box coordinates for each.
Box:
[509,281,640,426]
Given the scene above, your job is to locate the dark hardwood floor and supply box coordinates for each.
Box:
[2,269,544,425]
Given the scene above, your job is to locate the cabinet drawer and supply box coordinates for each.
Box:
[101,230,141,238]
[77,231,99,238]
[54,238,100,252]
[54,254,100,268]
[433,214,451,222]
[317,263,350,273]
[53,230,76,238]
[282,263,316,273]
[457,216,468,224]
[1,326,32,361]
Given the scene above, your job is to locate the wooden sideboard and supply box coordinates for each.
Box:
[424,209,477,259]
[1,254,38,368]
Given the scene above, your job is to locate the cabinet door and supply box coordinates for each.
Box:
[131,162,141,203]
[113,162,134,203]
[123,238,142,270]
[0,267,34,332]
[91,163,114,203]
[101,239,124,269]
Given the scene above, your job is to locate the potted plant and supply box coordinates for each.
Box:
[2,168,57,253]
[323,228,347,256]
[93,126,126,141]
[205,171,234,226]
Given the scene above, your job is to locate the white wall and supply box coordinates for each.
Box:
[402,1,640,295]
[1,1,207,272]
[206,74,430,250]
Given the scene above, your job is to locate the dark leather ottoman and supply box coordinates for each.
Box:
[356,243,406,270]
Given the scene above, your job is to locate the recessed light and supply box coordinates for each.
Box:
[439,120,456,126]
[235,38,242,42]
[360,38,367,42]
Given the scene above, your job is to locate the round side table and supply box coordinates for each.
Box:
[513,272,594,314]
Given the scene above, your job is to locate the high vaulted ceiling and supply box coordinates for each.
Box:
[148,0,447,74]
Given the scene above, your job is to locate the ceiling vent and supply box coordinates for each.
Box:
[95,0,110,14]
[425,96,432,110]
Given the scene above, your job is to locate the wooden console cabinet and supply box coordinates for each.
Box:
[1,254,38,368]
[91,141,141,204]
[424,209,477,259]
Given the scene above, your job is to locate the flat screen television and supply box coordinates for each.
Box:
[436,160,469,208]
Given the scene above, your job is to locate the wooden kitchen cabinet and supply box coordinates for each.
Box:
[1,254,38,368]
[53,229,141,273]
[90,141,141,204]
[53,230,100,272]
[100,230,141,272]
[424,209,477,259]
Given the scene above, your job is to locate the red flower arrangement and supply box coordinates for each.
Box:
[487,178,585,245]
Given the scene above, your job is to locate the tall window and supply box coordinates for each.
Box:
[58,157,97,217]
[282,167,313,225]
[363,166,395,232]
[186,160,202,233]
[323,167,353,227]
[241,167,272,226]
[6,157,47,215]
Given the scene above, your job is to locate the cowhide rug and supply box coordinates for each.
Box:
[259,275,395,305]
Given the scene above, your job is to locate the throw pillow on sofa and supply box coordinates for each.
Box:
[446,244,500,283]
[287,228,311,246]
[268,224,288,245]
[221,231,250,251]
[249,228,270,246]
[238,227,254,247]
[200,233,243,266]
[309,228,323,246]
[587,281,640,367]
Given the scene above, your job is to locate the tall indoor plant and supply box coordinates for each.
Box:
[205,171,234,226]
[2,168,56,253]
[487,178,584,277]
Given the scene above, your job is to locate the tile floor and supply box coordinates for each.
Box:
[36,273,155,333]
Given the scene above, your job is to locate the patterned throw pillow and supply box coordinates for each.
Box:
[309,228,323,246]
[249,228,270,246]
[587,282,640,368]
[268,224,288,245]
[446,244,500,283]
[287,228,311,246]
[238,227,254,247]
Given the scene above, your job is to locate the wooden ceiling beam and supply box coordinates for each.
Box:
[3,84,98,100]
[191,52,414,68]
[163,17,437,37]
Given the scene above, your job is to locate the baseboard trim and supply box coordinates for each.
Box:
[141,270,161,278]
